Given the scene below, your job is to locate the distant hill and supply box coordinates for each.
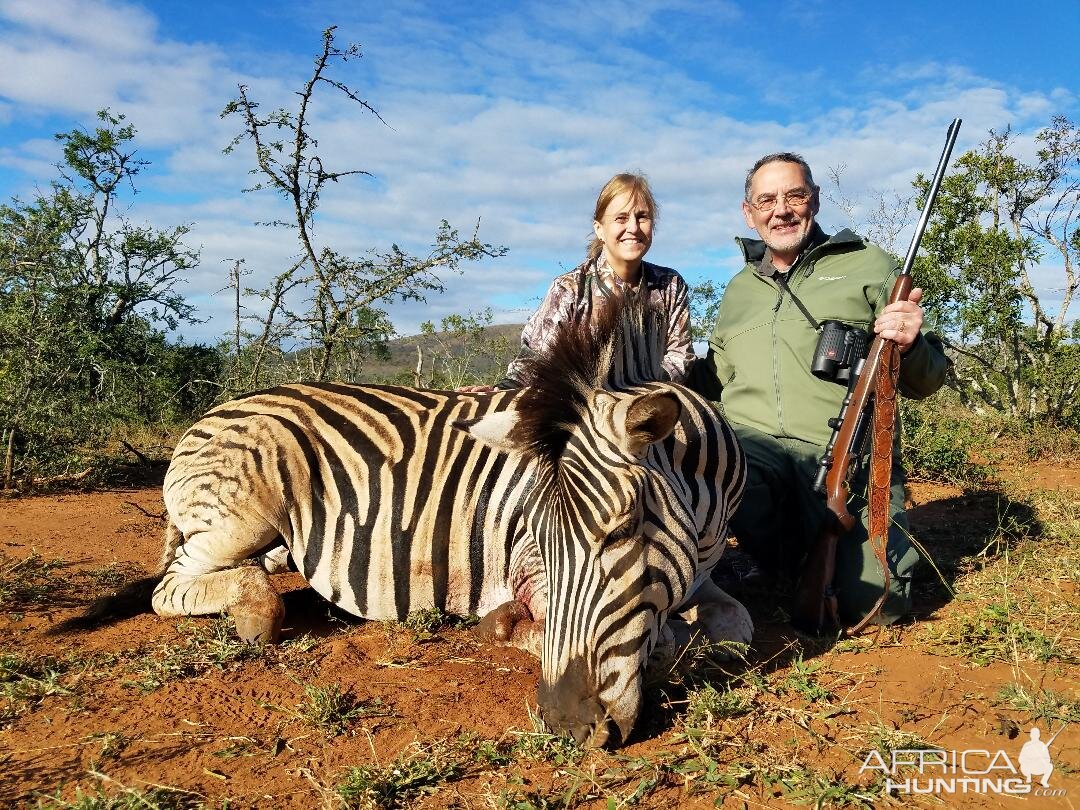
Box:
[360,323,524,384]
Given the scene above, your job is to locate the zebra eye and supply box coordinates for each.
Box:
[605,519,638,545]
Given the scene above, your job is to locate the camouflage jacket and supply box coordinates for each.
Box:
[500,256,694,387]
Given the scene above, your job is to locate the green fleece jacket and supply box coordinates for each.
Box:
[695,226,949,447]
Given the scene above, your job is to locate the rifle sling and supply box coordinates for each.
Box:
[846,341,899,636]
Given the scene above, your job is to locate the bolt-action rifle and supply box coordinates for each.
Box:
[791,118,961,636]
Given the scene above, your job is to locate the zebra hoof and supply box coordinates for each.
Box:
[232,607,283,644]
[230,591,285,644]
[228,568,285,644]
[476,600,542,657]
[476,600,531,641]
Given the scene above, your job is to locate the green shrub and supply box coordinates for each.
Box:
[900,398,991,486]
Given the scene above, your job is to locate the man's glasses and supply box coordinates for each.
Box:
[749,188,814,212]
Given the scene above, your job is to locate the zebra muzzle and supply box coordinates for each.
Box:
[538,695,611,747]
[537,656,625,747]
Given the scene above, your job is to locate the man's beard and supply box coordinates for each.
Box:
[764,222,810,256]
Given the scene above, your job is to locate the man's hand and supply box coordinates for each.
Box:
[874,287,925,353]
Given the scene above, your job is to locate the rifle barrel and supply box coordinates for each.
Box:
[797,118,963,635]
[899,118,962,278]
[812,118,962,494]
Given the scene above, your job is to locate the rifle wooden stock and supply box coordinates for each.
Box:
[789,513,844,635]
[791,117,961,636]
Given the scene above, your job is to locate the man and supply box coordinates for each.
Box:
[690,153,949,627]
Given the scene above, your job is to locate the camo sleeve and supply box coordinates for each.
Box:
[501,276,577,387]
[661,273,694,383]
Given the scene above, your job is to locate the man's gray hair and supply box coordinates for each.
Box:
[744,153,816,200]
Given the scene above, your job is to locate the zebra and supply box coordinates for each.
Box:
[152,297,750,746]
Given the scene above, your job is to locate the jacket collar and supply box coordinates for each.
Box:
[735,224,862,268]
[593,254,666,290]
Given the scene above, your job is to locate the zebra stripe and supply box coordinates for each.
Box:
[154,296,749,746]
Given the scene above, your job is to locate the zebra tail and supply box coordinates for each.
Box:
[50,519,180,634]
[50,576,160,633]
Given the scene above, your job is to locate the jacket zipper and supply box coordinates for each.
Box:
[770,259,815,437]
[763,274,785,434]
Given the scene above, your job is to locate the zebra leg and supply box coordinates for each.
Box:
[152,521,285,644]
[258,544,292,574]
[650,579,753,673]
[475,600,543,658]
[674,577,753,656]
[153,563,284,644]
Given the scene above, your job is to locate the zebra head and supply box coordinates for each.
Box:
[459,299,701,746]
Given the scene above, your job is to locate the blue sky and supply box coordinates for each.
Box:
[1,0,1077,344]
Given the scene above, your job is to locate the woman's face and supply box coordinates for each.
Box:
[593,191,653,271]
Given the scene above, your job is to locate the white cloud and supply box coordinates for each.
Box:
[0,136,62,186]
[0,0,235,147]
[0,0,157,54]
[0,0,1075,347]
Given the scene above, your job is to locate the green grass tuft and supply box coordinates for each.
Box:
[33,783,205,810]
[997,682,1080,725]
[0,651,75,722]
[335,740,465,808]
[124,616,267,691]
[397,606,478,641]
[507,708,587,765]
[0,553,72,609]
[763,764,883,808]
[683,682,751,729]
[296,682,390,737]
[928,600,1073,666]
[774,654,833,702]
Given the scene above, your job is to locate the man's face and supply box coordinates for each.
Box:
[741,161,819,264]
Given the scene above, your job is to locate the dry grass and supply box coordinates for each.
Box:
[7,436,1080,808]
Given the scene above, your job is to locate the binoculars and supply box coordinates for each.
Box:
[811,320,868,384]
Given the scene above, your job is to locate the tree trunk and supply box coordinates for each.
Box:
[3,426,14,490]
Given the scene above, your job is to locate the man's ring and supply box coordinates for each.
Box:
[898,319,906,334]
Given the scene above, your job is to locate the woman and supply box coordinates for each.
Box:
[461,172,694,392]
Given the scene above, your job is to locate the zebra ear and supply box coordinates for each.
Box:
[453,409,521,453]
[619,391,682,457]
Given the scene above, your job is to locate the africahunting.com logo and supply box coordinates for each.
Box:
[860,724,1069,798]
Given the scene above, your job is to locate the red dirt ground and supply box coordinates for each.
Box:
[1,470,1077,809]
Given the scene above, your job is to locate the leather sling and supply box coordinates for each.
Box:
[845,340,899,635]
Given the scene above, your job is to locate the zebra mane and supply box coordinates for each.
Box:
[510,294,665,463]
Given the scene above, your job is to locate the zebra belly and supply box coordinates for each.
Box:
[279,423,531,622]
[293,490,493,622]
[165,383,537,624]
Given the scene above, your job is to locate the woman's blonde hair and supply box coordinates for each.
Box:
[587,172,659,263]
